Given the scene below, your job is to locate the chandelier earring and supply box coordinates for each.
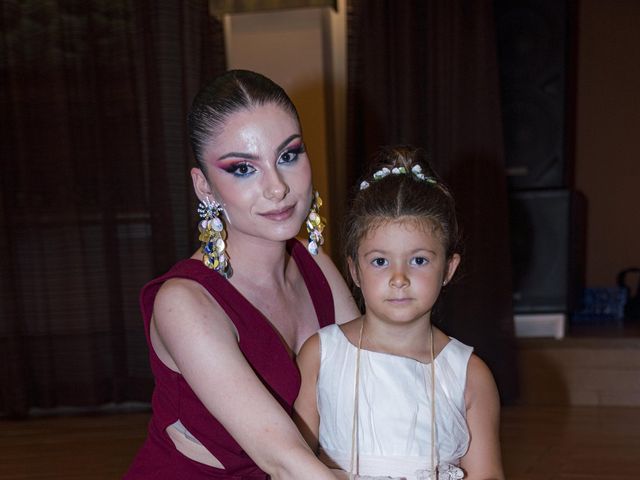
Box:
[306,190,326,256]
[197,197,232,278]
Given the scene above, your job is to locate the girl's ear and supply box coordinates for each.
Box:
[191,167,214,202]
[347,257,361,288]
[443,253,461,286]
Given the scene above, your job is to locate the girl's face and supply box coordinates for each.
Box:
[192,103,312,246]
[349,218,460,326]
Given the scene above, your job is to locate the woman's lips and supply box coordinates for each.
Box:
[259,205,295,221]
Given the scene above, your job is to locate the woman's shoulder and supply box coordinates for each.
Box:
[294,237,360,325]
[152,267,232,334]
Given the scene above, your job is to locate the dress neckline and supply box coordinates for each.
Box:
[186,238,328,358]
[335,323,454,366]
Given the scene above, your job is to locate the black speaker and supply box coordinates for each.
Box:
[509,189,586,313]
[495,0,574,190]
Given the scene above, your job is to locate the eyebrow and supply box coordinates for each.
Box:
[363,248,438,257]
[276,134,301,154]
[217,134,301,162]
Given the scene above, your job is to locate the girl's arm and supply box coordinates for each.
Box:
[459,354,505,480]
[292,333,322,452]
[151,279,336,480]
[294,338,349,480]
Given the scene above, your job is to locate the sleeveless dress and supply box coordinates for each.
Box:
[125,238,335,479]
[316,324,472,480]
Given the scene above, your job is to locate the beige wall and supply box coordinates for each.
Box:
[575,0,640,286]
[224,4,346,256]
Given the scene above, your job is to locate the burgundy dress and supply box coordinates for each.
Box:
[124,239,335,479]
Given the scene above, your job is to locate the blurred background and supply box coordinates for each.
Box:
[1,0,639,478]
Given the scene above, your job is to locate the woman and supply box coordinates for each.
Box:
[125,70,360,479]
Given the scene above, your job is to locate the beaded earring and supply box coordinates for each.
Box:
[197,197,232,278]
[306,190,325,256]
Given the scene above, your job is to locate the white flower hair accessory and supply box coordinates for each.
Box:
[359,163,437,190]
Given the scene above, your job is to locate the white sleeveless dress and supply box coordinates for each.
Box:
[316,324,472,480]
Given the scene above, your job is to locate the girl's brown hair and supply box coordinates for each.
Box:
[343,145,461,266]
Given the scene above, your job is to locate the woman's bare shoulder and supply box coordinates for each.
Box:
[298,238,360,324]
[153,276,234,337]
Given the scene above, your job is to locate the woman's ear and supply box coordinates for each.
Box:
[347,257,361,288]
[191,167,213,202]
[443,253,461,286]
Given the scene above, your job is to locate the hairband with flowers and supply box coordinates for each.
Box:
[359,164,437,190]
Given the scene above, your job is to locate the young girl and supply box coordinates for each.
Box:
[294,146,504,480]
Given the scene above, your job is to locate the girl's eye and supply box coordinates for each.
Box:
[372,257,388,267]
[411,256,430,266]
[225,162,256,177]
[279,144,305,164]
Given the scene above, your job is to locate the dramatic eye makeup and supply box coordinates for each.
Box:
[278,142,306,165]
[214,134,305,177]
[220,161,257,177]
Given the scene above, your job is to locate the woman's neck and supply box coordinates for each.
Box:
[224,232,294,290]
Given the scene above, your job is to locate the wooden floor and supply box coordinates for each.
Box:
[1,405,639,479]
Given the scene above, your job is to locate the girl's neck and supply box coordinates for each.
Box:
[360,314,435,362]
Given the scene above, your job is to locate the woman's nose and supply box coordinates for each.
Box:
[263,171,289,201]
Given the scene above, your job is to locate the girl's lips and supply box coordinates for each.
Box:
[259,205,295,221]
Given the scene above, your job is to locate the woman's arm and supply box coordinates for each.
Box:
[311,247,361,324]
[151,279,336,480]
[459,354,505,480]
[292,333,322,452]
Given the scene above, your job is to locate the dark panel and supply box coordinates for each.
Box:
[495,0,572,189]
[509,189,586,313]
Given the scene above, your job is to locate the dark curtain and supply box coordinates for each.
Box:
[0,0,225,417]
[346,0,518,403]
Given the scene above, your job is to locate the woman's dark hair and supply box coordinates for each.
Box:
[187,70,300,170]
[343,145,461,265]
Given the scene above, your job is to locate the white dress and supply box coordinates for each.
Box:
[317,324,472,480]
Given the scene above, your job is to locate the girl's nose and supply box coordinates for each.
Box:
[389,270,409,288]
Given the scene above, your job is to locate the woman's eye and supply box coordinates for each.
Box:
[372,258,388,267]
[225,162,256,177]
[279,145,305,164]
[411,257,429,266]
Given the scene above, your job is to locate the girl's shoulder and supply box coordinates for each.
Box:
[316,322,348,346]
[319,317,362,344]
[436,336,475,391]
[463,352,501,414]
[312,319,363,362]
[442,336,474,360]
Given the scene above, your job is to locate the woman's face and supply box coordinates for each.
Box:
[195,103,312,245]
